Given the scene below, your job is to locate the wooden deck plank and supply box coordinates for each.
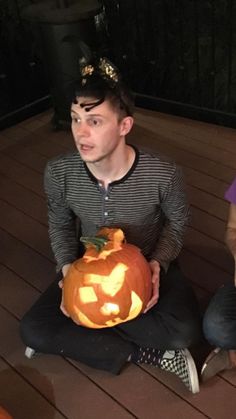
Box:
[2,143,48,173]
[0,153,44,196]
[130,125,236,183]
[135,110,236,155]
[180,250,232,293]
[70,361,208,419]
[0,125,29,141]
[29,138,71,159]
[140,364,236,419]
[184,166,228,199]
[0,200,53,261]
[0,264,40,317]
[190,207,226,243]
[187,185,228,220]
[185,227,233,274]
[0,176,47,225]
[0,229,55,292]
[18,117,48,132]
[137,120,236,169]
[0,357,66,419]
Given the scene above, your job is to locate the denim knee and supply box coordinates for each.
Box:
[203,309,236,349]
[203,284,236,348]
[203,309,228,347]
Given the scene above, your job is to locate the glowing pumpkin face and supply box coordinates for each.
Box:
[63,228,152,328]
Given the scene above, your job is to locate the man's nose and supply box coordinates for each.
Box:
[75,121,90,136]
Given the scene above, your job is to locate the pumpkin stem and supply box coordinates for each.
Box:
[80,236,108,251]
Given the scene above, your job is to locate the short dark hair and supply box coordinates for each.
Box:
[70,64,135,118]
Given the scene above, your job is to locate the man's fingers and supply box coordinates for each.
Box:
[58,279,64,289]
[59,283,70,317]
[144,296,158,313]
[60,303,70,317]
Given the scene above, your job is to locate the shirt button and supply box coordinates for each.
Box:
[105,196,109,200]
[104,211,108,216]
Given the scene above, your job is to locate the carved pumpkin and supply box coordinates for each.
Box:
[0,407,12,419]
[63,228,152,328]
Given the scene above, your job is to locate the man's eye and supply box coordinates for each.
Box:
[89,119,101,126]
[71,117,80,123]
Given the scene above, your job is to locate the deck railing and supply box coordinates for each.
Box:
[102,0,236,126]
[1,0,236,128]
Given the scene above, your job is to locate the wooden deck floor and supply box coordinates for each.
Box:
[0,107,236,419]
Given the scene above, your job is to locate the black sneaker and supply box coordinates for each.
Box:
[160,349,199,394]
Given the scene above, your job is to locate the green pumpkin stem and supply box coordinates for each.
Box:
[80,236,108,251]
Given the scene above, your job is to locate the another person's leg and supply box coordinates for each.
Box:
[20,275,135,375]
[201,283,236,381]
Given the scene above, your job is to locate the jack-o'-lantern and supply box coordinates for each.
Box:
[63,227,152,328]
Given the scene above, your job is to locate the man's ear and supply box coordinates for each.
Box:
[119,116,134,136]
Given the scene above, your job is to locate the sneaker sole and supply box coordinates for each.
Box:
[201,347,221,376]
[183,348,200,394]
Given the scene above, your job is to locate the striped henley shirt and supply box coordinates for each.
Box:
[44,146,190,272]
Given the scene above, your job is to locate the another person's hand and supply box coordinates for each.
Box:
[59,263,72,317]
[144,259,161,313]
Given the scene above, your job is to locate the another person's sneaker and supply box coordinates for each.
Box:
[160,349,199,394]
[201,348,232,382]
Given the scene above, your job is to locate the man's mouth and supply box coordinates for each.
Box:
[80,144,94,151]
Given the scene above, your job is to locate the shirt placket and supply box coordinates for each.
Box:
[98,183,112,225]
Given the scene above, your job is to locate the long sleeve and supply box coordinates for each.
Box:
[151,165,190,271]
[44,162,79,272]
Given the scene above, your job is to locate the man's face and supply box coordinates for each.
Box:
[71,97,128,164]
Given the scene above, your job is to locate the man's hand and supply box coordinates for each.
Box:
[144,259,161,313]
[59,263,72,317]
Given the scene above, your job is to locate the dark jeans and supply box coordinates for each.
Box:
[20,263,201,374]
[203,283,236,349]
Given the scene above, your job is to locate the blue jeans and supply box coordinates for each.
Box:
[203,283,236,349]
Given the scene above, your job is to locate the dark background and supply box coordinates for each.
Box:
[1,0,236,128]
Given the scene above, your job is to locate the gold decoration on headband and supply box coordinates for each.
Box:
[98,58,119,83]
[81,64,94,77]
[80,58,119,86]
[81,64,94,85]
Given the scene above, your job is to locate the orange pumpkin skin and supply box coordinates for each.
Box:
[0,407,12,419]
[63,228,152,328]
